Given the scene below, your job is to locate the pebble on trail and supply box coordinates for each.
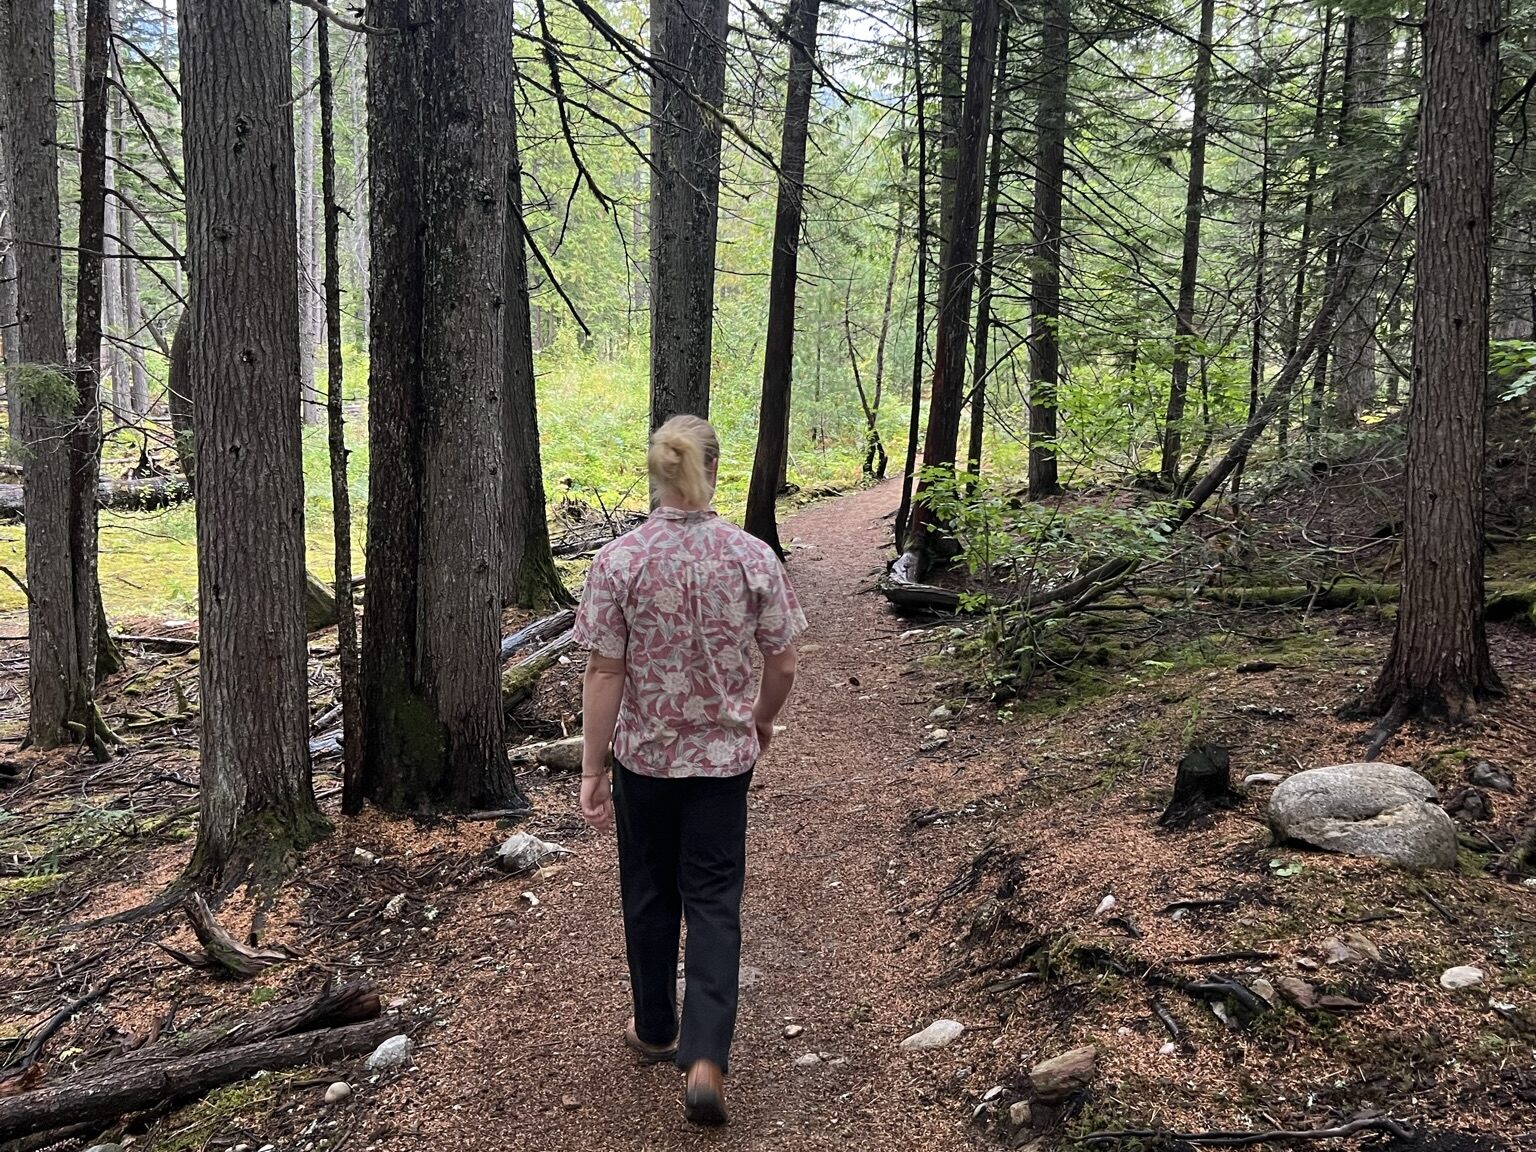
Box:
[900,1019,965,1051]
[1440,965,1486,991]
[366,1034,414,1071]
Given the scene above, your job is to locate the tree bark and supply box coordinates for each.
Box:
[101,75,129,412]
[1368,0,1502,722]
[1278,8,1334,460]
[1158,0,1215,489]
[168,309,194,483]
[965,11,1009,482]
[869,166,904,481]
[745,0,823,557]
[297,19,322,427]
[362,0,522,813]
[1027,0,1069,499]
[894,4,929,552]
[1329,14,1392,428]
[649,0,729,428]
[8,0,102,748]
[317,21,364,816]
[503,104,571,611]
[0,4,18,454]
[180,0,328,879]
[905,0,999,565]
[936,5,962,279]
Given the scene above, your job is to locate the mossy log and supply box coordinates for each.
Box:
[0,1017,395,1142]
[0,475,191,524]
[502,633,576,713]
[880,578,1536,622]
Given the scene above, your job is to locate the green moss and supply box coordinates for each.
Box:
[0,873,65,904]
[9,364,76,421]
[149,1075,282,1152]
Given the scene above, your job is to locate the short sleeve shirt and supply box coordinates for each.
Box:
[571,506,808,778]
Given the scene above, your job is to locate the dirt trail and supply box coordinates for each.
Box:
[390,484,981,1151]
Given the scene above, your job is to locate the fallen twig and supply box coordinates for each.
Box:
[1082,1116,1415,1147]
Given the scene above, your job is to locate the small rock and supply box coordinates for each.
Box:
[1446,787,1493,823]
[931,705,955,721]
[257,1146,276,1152]
[900,1019,965,1051]
[1159,1041,1178,1056]
[1295,957,1321,972]
[353,847,380,865]
[1322,937,1356,965]
[983,1085,1007,1102]
[828,1057,848,1067]
[1317,994,1365,1011]
[1095,894,1118,916]
[1250,978,1279,1008]
[919,730,952,754]
[1277,977,1319,1009]
[1243,773,1284,789]
[1342,930,1381,962]
[1028,1045,1097,1101]
[496,832,570,875]
[783,1024,804,1039]
[562,1095,580,1110]
[520,891,539,907]
[794,1052,822,1067]
[1440,965,1485,991]
[1008,1100,1031,1130]
[324,1081,352,1104]
[381,894,407,922]
[366,1034,414,1071]
[82,1146,125,1152]
[1469,761,1515,793]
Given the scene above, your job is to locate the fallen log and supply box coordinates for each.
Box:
[143,980,380,1059]
[0,1017,395,1142]
[0,475,192,524]
[503,633,576,713]
[500,608,575,663]
[305,571,340,632]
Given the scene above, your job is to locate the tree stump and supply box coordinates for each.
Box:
[1160,744,1236,827]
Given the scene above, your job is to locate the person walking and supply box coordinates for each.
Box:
[572,415,806,1126]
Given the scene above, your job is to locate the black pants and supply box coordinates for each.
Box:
[613,762,751,1073]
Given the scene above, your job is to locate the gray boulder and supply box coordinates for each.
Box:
[1266,763,1456,870]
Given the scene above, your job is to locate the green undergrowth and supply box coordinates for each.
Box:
[147,1075,285,1152]
[0,343,919,619]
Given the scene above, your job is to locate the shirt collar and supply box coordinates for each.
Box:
[651,505,718,524]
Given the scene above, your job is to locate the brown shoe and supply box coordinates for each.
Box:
[624,1018,677,1065]
[684,1060,728,1126]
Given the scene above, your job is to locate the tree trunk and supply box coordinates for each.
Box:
[745,0,823,557]
[906,0,1000,565]
[894,3,929,552]
[298,18,323,427]
[1329,14,1392,428]
[346,45,370,349]
[8,0,102,748]
[503,104,571,611]
[167,309,194,484]
[649,0,729,428]
[180,0,328,880]
[0,0,20,455]
[869,167,904,482]
[936,5,962,279]
[362,0,522,813]
[1232,36,1271,501]
[965,11,1009,482]
[316,21,364,817]
[1278,7,1334,460]
[101,78,128,412]
[119,197,149,414]
[1027,0,1069,499]
[1158,0,1215,489]
[1368,0,1502,723]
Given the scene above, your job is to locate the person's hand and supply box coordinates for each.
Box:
[754,715,774,756]
[580,772,614,833]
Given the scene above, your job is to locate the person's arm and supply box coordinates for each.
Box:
[580,654,626,831]
[752,646,797,753]
[570,557,628,832]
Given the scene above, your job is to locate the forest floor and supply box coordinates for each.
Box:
[0,480,1533,1151]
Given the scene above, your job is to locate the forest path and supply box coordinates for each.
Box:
[389,483,983,1151]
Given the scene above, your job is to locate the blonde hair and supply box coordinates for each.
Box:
[648,415,720,507]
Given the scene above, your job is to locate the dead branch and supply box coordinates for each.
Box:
[159,893,294,978]
[1082,1116,1415,1147]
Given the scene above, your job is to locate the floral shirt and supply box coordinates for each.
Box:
[572,506,807,779]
